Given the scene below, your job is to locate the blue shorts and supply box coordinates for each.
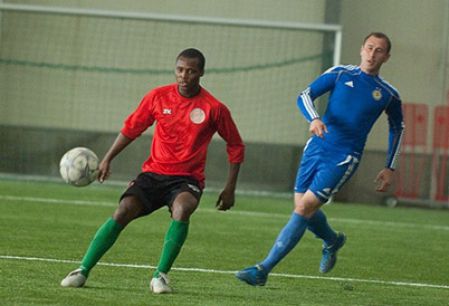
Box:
[294,139,360,203]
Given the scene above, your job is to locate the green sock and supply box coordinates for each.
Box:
[153,219,189,277]
[80,217,124,277]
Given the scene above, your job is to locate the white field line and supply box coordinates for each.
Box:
[0,195,115,207]
[2,194,449,232]
[0,173,292,198]
[1,254,449,290]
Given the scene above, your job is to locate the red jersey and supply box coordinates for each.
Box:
[121,83,245,188]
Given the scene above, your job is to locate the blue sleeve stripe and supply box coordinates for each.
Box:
[300,88,319,122]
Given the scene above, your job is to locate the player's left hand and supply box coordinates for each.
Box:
[374,168,394,192]
[216,188,235,211]
[309,119,328,138]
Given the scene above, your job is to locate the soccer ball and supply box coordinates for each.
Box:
[59,147,99,187]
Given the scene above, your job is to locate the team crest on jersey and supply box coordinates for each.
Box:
[372,88,382,101]
[190,108,206,124]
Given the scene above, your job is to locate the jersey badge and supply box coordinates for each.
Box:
[344,81,354,88]
[372,88,382,101]
[190,108,206,124]
[163,108,172,115]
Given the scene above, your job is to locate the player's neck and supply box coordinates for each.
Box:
[178,85,201,98]
[360,65,381,76]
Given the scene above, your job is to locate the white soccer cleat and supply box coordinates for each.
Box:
[60,268,87,288]
[150,272,172,294]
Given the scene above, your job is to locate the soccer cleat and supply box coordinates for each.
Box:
[150,272,172,294]
[319,232,347,273]
[60,268,87,288]
[235,264,268,286]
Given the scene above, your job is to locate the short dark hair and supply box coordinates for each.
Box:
[176,48,206,71]
[363,32,392,53]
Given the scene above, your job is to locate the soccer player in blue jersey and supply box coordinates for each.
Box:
[236,32,404,286]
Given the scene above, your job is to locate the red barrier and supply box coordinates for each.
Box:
[395,103,428,199]
[432,106,449,202]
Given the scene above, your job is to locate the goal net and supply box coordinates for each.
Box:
[0,4,340,145]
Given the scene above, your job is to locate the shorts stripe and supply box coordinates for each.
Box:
[332,155,359,194]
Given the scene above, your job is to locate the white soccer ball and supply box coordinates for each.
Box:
[59,147,99,187]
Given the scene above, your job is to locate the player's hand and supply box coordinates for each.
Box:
[309,119,328,138]
[216,188,235,211]
[374,168,394,192]
[97,159,112,183]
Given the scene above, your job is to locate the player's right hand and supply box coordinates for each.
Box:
[97,160,111,183]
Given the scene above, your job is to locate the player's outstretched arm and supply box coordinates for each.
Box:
[98,133,134,183]
[216,163,241,211]
[374,168,394,192]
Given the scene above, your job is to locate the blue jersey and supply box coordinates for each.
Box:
[297,65,404,169]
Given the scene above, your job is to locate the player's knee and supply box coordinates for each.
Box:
[294,201,320,218]
[294,190,322,217]
[171,204,194,221]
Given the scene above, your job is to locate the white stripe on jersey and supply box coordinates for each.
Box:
[322,65,358,75]
[300,87,319,121]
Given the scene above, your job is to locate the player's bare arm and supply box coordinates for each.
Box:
[98,133,134,182]
[216,163,241,211]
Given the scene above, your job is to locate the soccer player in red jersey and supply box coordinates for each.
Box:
[61,48,245,293]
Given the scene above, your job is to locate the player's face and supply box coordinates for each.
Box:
[359,36,390,75]
[175,56,204,97]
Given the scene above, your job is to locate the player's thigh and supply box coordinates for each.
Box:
[113,195,146,226]
[120,174,165,212]
[171,192,200,221]
[166,176,202,220]
[310,153,360,202]
[294,145,321,193]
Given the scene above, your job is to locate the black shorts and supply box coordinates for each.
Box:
[120,172,203,216]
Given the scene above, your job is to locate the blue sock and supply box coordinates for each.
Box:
[260,212,308,272]
[307,209,337,246]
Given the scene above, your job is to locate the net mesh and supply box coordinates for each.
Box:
[0,9,334,145]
